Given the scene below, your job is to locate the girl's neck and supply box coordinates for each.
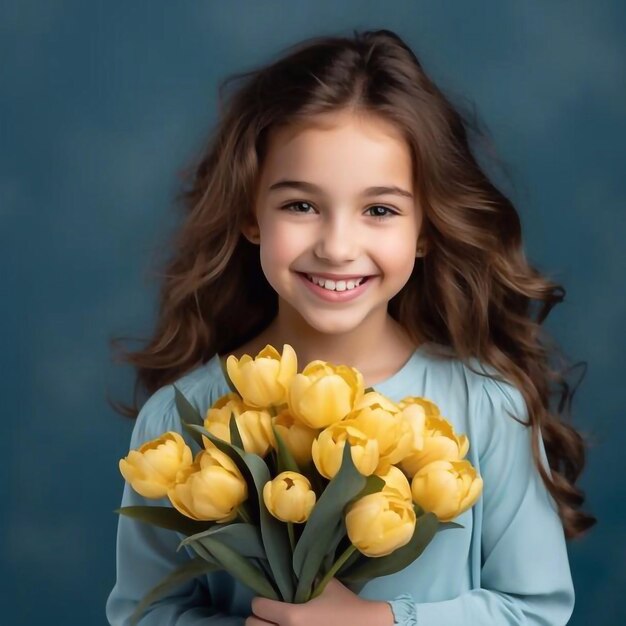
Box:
[225,311,418,386]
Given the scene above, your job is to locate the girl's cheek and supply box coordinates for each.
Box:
[265,223,312,258]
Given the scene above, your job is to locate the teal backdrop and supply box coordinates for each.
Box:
[2,2,624,624]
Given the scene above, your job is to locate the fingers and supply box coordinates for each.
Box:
[250,596,289,624]
[245,616,276,625]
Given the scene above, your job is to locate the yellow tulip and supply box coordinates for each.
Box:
[411,459,483,522]
[203,392,274,457]
[353,390,398,413]
[345,491,416,557]
[396,396,441,452]
[119,431,193,499]
[311,421,380,479]
[397,395,440,418]
[311,392,415,479]
[226,344,297,408]
[262,471,317,523]
[400,415,469,478]
[351,392,415,473]
[168,446,248,522]
[287,360,364,429]
[272,408,319,467]
[377,465,412,501]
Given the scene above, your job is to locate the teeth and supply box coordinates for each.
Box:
[306,274,365,291]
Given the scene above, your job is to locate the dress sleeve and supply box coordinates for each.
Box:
[105,384,245,626]
[386,376,575,626]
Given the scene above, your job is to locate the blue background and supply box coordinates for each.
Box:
[2,2,624,624]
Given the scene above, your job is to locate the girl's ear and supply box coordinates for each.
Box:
[415,239,428,257]
[241,220,261,244]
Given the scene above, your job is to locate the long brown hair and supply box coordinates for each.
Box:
[109,29,595,539]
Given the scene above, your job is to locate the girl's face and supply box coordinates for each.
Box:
[248,109,424,339]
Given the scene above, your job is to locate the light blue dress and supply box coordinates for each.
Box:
[106,342,575,625]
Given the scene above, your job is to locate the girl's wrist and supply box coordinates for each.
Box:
[366,600,395,626]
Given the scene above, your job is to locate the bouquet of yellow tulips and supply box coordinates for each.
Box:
[116,344,483,625]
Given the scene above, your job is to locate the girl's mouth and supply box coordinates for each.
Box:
[296,272,374,302]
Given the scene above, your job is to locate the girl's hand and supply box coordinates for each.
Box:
[245,577,394,626]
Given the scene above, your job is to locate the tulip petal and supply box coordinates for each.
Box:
[226,356,245,397]
[276,344,298,391]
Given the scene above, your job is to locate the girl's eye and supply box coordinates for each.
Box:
[282,202,397,220]
[366,205,397,220]
[282,201,316,214]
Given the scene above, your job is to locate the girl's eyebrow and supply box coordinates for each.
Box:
[267,179,413,199]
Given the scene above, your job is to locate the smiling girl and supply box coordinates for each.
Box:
[234,109,424,380]
[107,29,595,626]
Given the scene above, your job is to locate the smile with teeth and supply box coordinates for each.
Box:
[305,274,368,292]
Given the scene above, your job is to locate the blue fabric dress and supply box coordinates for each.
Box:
[106,342,575,625]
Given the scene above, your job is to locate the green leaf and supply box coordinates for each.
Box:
[190,537,273,596]
[302,460,327,496]
[292,442,367,603]
[189,534,280,600]
[181,421,206,450]
[229,411,245,450]
[413,502,425,517]
[271,424,301,474]
[322,518,346,572]
[342,578,368,595]
[129,557,220,626]
[241,455,295,602]
[180,522,267,560]
[335,534,361,574]
[115,506,211,536]
[185,539,220,566]
[350,474,386,502]
[173,385,204,425]
[339,509,439,583]
[320,474,384,572]
[174,386,205,448]
[185,423,295,603]
[218,356,239,394]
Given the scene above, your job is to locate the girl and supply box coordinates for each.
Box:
[106,29,595,625]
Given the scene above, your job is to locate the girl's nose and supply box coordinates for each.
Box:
[313,216,359,263]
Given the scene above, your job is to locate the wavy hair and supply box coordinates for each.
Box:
[109,29,596,539]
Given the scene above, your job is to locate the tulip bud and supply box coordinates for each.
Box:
[226,344,297,408]
[119,431,193,499]
[262,471,316,523]
[377,465,412,501]
[272,408,319,467]
[400,415,469,478]
[350,392,414,473]
[345,491,416,557]
[396,396,440,452]
[312,421,380,479]
[168,446,248,522]
[203,392,274,457]
[312,392,416,479]
[411,459,483,522]
[287,360,364,429]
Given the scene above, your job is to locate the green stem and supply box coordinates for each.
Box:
[309,544,357,601]
[254,557,275,586]
[287,522,296,554]
[237,505,252,524]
